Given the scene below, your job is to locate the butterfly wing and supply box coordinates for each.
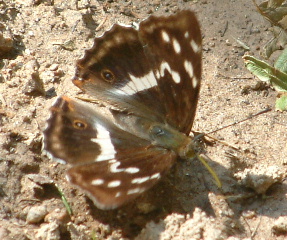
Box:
[67,147,176,210]
[43,97,176,209]
[43,10,202,209]
[74,10,202,134]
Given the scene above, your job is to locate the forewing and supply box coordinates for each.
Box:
[74,10,202,134]
[139,11,202,134]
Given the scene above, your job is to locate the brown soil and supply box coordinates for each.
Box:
[1,0,287,239]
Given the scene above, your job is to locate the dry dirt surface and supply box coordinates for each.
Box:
[1,0,287,239]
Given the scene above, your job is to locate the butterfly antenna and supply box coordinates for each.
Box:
[207,107,271,135]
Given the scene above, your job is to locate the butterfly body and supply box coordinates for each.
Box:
[43,10,202,210]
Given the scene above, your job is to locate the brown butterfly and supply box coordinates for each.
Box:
[43,10,202,210]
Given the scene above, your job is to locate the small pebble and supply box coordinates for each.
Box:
[26,205,48,224]
[44,208,70,224]
[49,64,59,71]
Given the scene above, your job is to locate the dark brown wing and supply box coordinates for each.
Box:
[43,97,177,209]
[73,10,202,134]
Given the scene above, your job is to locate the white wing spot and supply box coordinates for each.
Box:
[125,167,140,174]
[131,176,150,184]
[110,161,135,173]
[119,71,157,95]
[192,76,198,88]
[91,124,116,161]
[191,40,200,53]
[119,77,137,95]
[110,161,122,173]
[127,188,145,195]
[151,173,160,179]
[91,179,104,186]
[162,31,170,43]
[184,60,194,79]
[171,70,181,83]
[155,70,160,79]
[184,31,189,39]
[159,61,171,77]
[115,192,122,198]
[173,38,181,54]
[159,61,180,83]
[107,180,121,188]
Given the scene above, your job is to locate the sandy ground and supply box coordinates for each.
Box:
[1,0,287,239]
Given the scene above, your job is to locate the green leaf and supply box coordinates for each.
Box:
[275,94,287,111]
[55,184,73,216]
[275,47,287,72]
[243,55,272,82]
[243,55,287,92]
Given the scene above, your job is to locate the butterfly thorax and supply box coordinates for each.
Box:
[149,123,195,159]
[112,111,194,157]
[113,111,194,159]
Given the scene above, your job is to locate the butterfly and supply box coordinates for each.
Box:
[43,10,202,210]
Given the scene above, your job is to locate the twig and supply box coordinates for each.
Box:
[96,15,107,32]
